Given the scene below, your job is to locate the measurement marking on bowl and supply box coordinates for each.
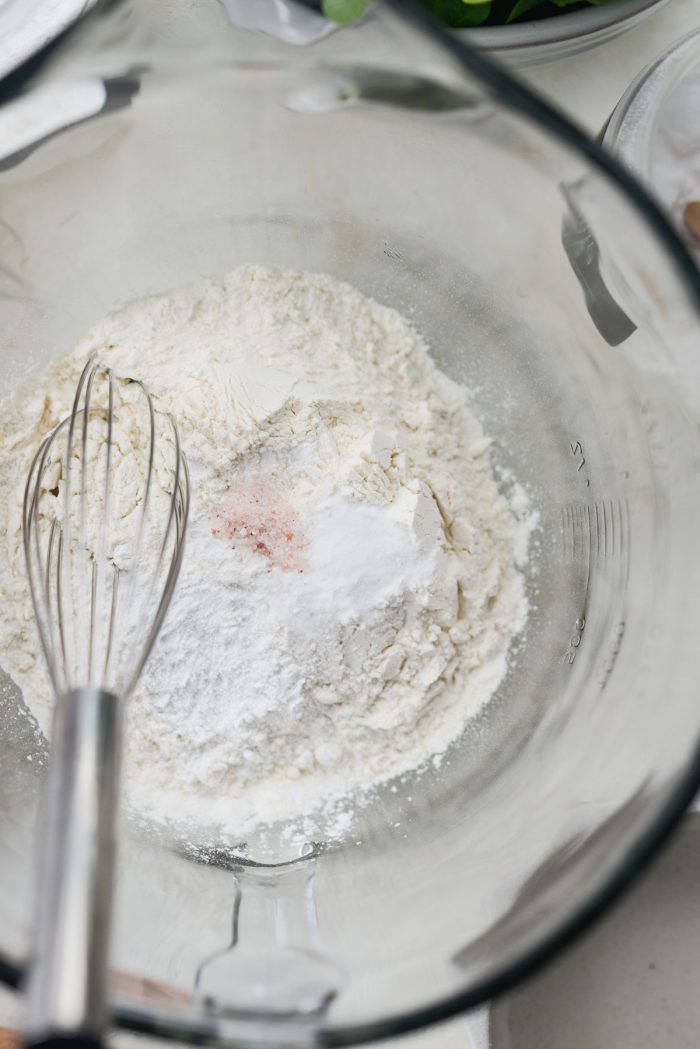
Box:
[560,503,580,561]
[561,504,572,560]
[562,500,629,565]
[570,439,591,487]
[589,498,629,562]
[610,499,618,558]
[565,616,586,665]
[593,502,602,559]
[599,620,626,690]
[583,503,592,625]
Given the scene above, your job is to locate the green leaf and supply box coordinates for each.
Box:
[417,0,492,26]
[506,0,547,21]
[329,0,622,29]
[322,0,370,25]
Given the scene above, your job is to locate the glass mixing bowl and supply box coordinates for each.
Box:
[1,1,700,1044]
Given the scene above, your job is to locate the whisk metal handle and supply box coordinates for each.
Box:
[24,688,121,1049]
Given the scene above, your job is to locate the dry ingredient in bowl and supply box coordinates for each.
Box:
[0,266,533,840]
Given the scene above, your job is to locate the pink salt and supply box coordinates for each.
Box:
[211,481,306,572]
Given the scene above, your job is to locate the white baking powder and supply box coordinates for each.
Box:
[0,266,533,840]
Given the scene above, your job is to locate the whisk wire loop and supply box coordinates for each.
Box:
[22,354,189,698]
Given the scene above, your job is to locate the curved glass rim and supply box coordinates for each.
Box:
[602,27,700,172]
[2,0,700,1043]
[460,0,668,51]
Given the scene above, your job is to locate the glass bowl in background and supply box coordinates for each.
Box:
[0,0,672,75]
[603,28,700,241]
[461,0,671,68]
[0,1,700,1046]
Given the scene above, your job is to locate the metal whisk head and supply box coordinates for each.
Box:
[22,354,190,699]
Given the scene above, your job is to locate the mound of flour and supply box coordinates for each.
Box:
[0,266,532,838]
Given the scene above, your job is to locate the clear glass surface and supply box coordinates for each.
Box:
[1,2,700,1045]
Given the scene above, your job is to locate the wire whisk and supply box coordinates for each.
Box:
[23,354,189,697]
[21,354,189,1049]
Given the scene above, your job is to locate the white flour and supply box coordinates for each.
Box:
[0,266,533,840]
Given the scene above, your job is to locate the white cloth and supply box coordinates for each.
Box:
[0,0,96,78]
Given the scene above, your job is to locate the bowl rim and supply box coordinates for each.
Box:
[457,0,669,48]
[603,26,700,178]
[2,2,700,1046]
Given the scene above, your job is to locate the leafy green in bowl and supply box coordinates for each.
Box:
[324,0,619,27]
